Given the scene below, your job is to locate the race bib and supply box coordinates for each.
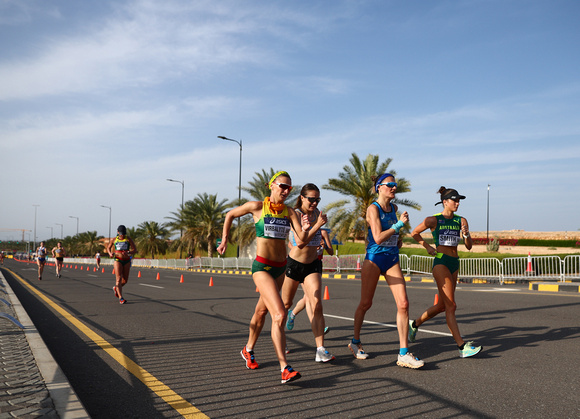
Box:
[263,217,291,239]
[379,234,399,247]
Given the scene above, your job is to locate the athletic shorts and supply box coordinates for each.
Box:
[37,257,46,263]
[56,257,64,262]
[252,255,287,279]
[114,259,132,266]
[433,253,460,274]
[365,252,399,274]
[286,256,322,283]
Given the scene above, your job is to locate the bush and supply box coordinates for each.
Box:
[486,238,500,252]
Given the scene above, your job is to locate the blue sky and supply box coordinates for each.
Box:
[1,0,579,243]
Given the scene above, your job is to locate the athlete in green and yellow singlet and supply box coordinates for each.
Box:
[217,171,327,384]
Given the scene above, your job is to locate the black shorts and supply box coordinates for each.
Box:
[286,256,322,284]
[56,257,64,262]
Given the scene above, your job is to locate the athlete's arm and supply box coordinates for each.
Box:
[461,217,473,250]
[412,216,437,256]
[217,201,261,255]
[321,230,334,256]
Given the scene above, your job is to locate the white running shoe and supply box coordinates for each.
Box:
[315,348,335,363]
[348,342,369,359]
[396,352,424,369]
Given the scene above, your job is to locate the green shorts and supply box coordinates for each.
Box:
[433,253,460,274]
[115,259,132,266]
[252,256,287,279]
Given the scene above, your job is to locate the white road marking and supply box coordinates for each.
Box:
[139,283,164,289]
[324,314,453,337]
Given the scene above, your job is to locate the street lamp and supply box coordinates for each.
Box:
[32,204,40,251]
[167,179,185,258]
[46,226,53,239]
[486,184,490,243]
[55,223,63,239]
[69,216,79,236]
[218,136,243,257]
[100,205,112,241]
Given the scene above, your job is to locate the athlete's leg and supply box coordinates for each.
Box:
[281,275,300,311]
[385,263,410,349]
[251,271,289,369]
[353,259,381,340]
[302,272,324,348]
[293,294,306,317]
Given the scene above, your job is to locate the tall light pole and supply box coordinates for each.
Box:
[486,184,490,243]
[69,216,79,236]
[32,204,40,251]
[167,179,185,258]
[46,226,53,240]
[218,136,242,257]
[100,205,112,241]
[55,223,63,239]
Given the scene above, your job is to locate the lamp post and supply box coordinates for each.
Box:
[32,204,40,251]
[69,216,79,236]
[486,184,490,243]
[100,205,112,242]
[218,136,243,257]
[55,223,63,239]
[46,226,53,240]
[167,179,184,258]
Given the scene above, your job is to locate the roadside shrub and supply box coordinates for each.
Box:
[486,238,500,252]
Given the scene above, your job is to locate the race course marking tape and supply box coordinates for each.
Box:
[8,269,208,419]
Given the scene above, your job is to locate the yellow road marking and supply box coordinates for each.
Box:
[9,269,209,419]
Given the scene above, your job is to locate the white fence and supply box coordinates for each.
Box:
[45,254,580,284]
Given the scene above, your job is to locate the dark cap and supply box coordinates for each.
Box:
[117,225,127,235]
[435,189,466,205]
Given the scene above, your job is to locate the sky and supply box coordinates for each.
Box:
[1,0,579,244]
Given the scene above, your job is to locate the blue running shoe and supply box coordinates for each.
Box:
[459,341,482,358]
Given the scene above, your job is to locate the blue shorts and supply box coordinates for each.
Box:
[365,252,399,274]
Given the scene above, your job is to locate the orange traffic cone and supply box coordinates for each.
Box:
[434,294,439,305]
[102,268,105,273]
[75,265,77,270]
[94,267,96,272]
[209,277,214,287]
[526,252,533,273]
[138,271,141,278]
[180,274,184,283]
[112,268,115,274]
[156,272,160,280]
[256,286,259,292]
[323,286,330,300]
[356,257,361,271]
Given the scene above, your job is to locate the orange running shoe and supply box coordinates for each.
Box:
[240,346,259,369]
[281,365,301,384]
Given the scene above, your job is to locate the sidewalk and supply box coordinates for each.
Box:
[0,270,89,418]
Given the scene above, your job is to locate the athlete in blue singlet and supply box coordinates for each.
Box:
[349,174,424,369]
[217,171,326,384]
[36,242,47,280]
[409,186,482,358]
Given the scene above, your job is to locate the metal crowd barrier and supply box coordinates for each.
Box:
[44,254,580,283]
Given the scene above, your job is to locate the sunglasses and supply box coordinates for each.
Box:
[303,196,321,203]
[379,182,397,188]
[273,182,293,191]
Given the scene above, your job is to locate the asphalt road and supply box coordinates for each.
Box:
[3,259,580,418]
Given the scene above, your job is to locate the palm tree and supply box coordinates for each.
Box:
[77,231,105,256]
[189,193,229,258]
[135,221,170,259]
[322,153,421,243]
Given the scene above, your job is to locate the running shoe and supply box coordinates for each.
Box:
[119,298,127,304]
[408,320,418,343]
[348,341,369,359]
[286,309,295,330]
[324,326,330,335]
[281,365,301,384]
[458,341,482,358]
[240,346,259,369]
[397,352,424,369]
[113,286,120,298]
[315,348,335,363]
[38,277,42,281]
[285,346,290,354]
